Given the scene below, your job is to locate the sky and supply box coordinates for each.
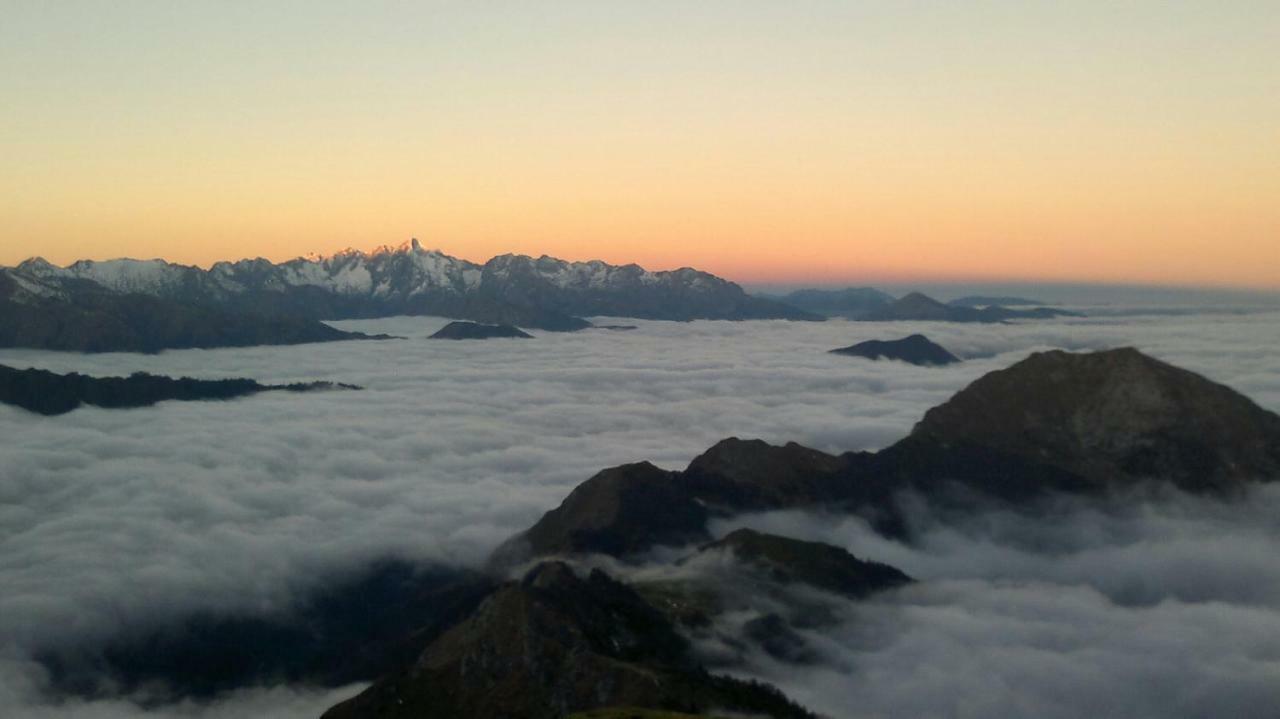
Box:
[2,1,1278,288]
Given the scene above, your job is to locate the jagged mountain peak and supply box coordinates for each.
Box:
[2,245,819,343]
[16,256,57,273]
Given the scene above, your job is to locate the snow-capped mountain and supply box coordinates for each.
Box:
[4,240,818,330]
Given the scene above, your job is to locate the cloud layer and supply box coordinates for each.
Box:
[712,484,1280,718]
[2,307,1279,717]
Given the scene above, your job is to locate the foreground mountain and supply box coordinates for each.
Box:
[769,287,895,318]
[428,321,533,340]
[0,270,388,353]
[861,291,1077,323]
[3,242,818,343]
[323,562,813,719]
[830,334,960,365]
[907,347,1280,493]
[0,364,359,415]
[501,348,1280,561]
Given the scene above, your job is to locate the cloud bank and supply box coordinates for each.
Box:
[1,307,1278,716]
[712,484,1280,718]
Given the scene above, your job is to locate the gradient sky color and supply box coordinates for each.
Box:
[2,2,1278,288]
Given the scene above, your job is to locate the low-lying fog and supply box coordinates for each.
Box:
[2,306,1279,717]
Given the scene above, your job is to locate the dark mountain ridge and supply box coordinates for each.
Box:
[0,271,388,353]
[501,348,1280,561]
[861,291,1078,323]
[0,364,359,415]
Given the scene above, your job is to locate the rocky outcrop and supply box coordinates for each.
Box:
[682,438,852,509]
[493,463,711,563]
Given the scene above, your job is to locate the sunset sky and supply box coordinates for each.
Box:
[2,2,1277,288]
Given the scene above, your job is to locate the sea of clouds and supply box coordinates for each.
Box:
[2,304,1279,717]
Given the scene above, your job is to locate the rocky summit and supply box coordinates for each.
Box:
[492,462,711,563]
[909,347,1280,493]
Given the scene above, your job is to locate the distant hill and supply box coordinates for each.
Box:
[830,334,960,365]
[861,291,1078,323]
[948,294,1047,307]
[768,287,895,318]
[0,363,358,415]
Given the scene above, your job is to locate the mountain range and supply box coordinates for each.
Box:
[858,291,1078,323]
[0,269,392,353]
[1,241,816,352]
[765,287,1077,322]
[1,245,1091,354]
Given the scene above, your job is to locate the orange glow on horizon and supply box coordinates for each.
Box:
[2,3,1277,290]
